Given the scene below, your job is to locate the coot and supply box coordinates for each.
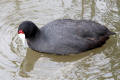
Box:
[18,19,115,54]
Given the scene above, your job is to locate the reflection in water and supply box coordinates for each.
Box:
[19,48,92,78]
[0,0,119,80]
[19,48,40,77]
[20,49,41,72]
[53,53,113,80]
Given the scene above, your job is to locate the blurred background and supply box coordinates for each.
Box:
[0,0,119,80]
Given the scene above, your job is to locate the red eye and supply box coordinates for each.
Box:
[18,30,24,34]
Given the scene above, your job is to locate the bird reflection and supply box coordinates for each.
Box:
[19,47,103,77]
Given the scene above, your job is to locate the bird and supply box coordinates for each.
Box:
[18,19,115,54]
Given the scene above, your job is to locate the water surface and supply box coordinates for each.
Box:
[0,0,119,80]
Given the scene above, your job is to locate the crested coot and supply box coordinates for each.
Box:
[18,19,115,54]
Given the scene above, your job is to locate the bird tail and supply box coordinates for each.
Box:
[107,31,116,35]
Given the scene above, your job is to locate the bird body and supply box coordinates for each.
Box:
[18,19,115,54]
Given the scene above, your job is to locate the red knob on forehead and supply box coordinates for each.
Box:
[18,30,24,34]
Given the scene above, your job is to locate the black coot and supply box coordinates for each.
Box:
[18,19,115,54]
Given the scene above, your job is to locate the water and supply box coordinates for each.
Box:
[0,0,119,80]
